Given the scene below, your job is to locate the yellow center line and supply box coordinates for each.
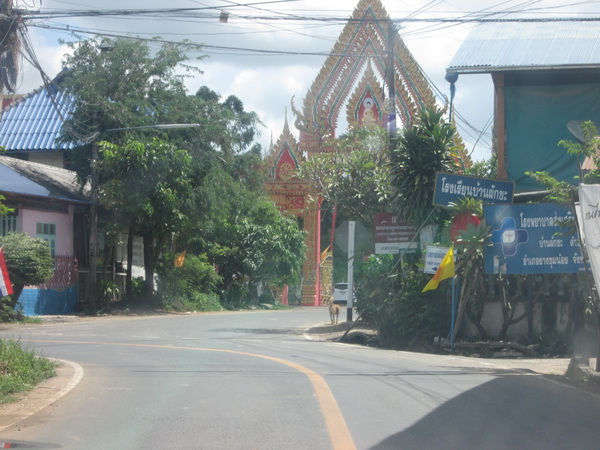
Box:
[24,339,356,450]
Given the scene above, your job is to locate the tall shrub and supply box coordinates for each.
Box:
[156,253,222,312]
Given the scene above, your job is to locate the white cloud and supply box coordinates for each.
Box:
[17,0,599,161]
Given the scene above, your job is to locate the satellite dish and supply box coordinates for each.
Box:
[567,120,599,143]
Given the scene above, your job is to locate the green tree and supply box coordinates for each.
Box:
[0,233,54,307]
[390,107,460,228]
[299,126,392,226]
[466,153,498,178]
[58,36,269,306]
[59,36,199,181]
[97,138,193,296]
[181,167,304,306]
[529,121,600,370]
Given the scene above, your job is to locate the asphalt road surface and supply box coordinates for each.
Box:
[0,308,599,449]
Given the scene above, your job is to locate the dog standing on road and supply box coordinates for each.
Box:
[329,303,340,325]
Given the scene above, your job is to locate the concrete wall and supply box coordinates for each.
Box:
[461,300,588,340]
[17,286,78,315]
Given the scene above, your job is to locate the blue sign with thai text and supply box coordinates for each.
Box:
[484,203,584,274]
[434,172,514,207]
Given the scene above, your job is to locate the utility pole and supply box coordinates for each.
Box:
[88,120,99,313]
[387,19,397,143]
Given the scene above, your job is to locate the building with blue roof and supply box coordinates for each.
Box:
[447,20,600,192]
[0,72,94,315]
[0,70,76,169]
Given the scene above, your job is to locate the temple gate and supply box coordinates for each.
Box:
[266,0,438,305]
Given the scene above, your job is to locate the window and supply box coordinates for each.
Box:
[37,222,56,257]
[0,211,18,236]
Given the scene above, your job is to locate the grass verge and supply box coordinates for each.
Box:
[0,339,57,405]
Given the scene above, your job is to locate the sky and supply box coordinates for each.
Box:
[14,0,600,162]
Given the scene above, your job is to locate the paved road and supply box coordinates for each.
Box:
[0,308,599,449]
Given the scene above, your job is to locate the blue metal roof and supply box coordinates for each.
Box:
[447,21,600,74]
[0,77,75,152]
[0,155,90,204]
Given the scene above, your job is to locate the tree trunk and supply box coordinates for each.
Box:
[126,233,133,298]
[141,232,168,297]
[143,232,155,296]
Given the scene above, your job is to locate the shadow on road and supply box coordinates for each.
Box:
[370,374,599,450]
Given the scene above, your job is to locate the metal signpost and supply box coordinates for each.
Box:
[347,221,355,322]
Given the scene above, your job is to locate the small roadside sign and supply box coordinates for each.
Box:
[424,246,451,274]
[373,213,418,254]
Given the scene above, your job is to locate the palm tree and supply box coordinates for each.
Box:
[390,106,461,228]
[0,0,23,94]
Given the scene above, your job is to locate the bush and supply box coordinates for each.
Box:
[375,269,449,350]
[0,339,57,404]
[531,330,573,357]
[0,232,54,308]
[0,297,25,322]
[354,254,398,322]
[156,253,222,312]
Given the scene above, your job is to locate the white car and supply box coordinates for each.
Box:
[332,282,348,306]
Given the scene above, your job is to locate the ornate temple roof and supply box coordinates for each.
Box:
[294,0,436,146]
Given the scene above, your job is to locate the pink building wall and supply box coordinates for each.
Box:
[19,205,75,256]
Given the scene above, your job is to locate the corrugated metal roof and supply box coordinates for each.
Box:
[447,21,600,74]
[0,76,75,152]
[0,155,90,204]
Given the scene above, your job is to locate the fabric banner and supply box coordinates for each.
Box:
[0,247,13,297]
[173,249,186,268]
[579,184,600,289]
[422,247,455,293]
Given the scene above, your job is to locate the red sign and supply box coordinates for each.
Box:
[373,213,418,254]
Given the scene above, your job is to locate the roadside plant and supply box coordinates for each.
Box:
[0,339,56,405]
[353,254,398,322]
[376,269,447,349]
[156,253,222,312]
[0,232,54,308]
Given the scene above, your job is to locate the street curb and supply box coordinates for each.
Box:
[0,359,83,432]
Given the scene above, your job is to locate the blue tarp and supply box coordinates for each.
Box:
[505,83,600,191]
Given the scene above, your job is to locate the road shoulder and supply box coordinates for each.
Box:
[0,359,83,431]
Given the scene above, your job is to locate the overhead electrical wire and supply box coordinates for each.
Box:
[10,0,600,155]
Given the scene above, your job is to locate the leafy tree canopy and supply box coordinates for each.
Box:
[97,137,194,294]
[299,126,392,226]
[181,167,305,290]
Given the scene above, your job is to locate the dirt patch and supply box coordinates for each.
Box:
[308,321,379,345]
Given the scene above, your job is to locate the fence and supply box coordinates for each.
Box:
[37,255,78,290]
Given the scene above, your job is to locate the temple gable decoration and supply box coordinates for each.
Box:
[272,142,300,182]
[264,117,308,215]
[348,63,385,128]
[294,0,437,155]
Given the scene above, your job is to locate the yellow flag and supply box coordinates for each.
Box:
[174,250,186,267]
[422,247,455,293]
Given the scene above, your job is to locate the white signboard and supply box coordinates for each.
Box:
[375,242,415,254]
[424,246,451,274]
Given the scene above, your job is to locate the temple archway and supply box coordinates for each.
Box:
[267,0,438,305]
